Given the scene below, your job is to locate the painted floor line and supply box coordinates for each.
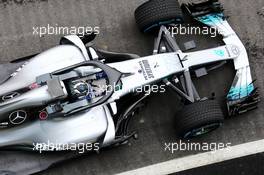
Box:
[117,139,264,175]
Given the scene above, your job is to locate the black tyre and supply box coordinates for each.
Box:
[176,100,224,139]
[135,0,184,33]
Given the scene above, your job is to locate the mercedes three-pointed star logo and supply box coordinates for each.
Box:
[2,92,20,101]
[9,110,27,125]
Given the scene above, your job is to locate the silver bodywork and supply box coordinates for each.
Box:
[0,45,88,96]
[0,11,258,150]
[0,106,113,148]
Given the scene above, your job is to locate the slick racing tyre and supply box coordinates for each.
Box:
[135,0,183,33]
[176,100,224,139]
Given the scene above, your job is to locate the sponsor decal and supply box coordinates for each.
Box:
[139,60,154,80]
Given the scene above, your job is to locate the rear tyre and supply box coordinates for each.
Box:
[176,100,224,139]
[135,0,184,33]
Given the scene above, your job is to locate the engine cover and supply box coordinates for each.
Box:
[0,105,115,149]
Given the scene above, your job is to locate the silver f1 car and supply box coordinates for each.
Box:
[0,0,260,151]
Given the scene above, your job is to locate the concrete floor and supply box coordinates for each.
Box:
[0,0,263,175]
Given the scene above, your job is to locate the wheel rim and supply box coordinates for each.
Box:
[184,123,222,139]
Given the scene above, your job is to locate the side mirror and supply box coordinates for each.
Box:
[78,32,97,44]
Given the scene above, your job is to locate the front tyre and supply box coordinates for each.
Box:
[176,100,224,139]
[134,0,183,33]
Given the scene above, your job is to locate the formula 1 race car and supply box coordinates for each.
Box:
[0,0,260,151]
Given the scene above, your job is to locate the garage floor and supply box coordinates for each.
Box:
[0,0,264,175]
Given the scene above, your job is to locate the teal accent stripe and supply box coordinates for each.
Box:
[227,84,254,100]
[196,13,225,26]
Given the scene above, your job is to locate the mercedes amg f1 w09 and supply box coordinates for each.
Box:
[0,0,260,151]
